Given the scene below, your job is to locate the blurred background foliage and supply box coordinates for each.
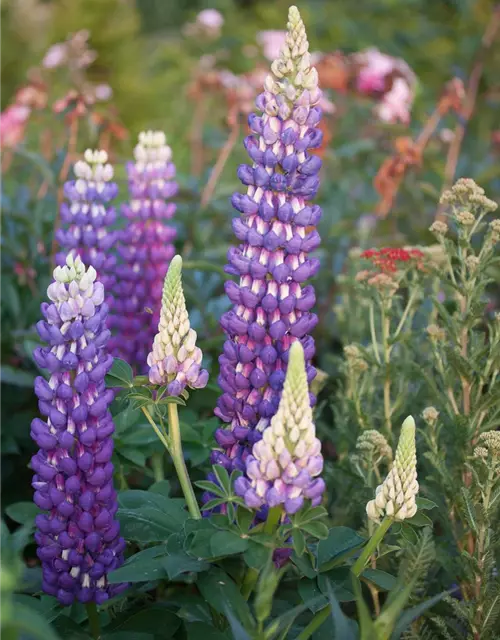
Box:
[2,0,499,168]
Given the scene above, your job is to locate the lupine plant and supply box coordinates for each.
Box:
[2,5,500,640]
[31,255,126,617]
[214,5,322,484]
[109,130,178,371]
[56,149,118,295]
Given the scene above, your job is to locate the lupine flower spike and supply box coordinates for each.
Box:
[147,255,208,396]
[110,131,177,370]
[31,255,126,605]
[366,415,419,522]
[214,6,322,477]
[56,149,118,295]
[235,341,324,514]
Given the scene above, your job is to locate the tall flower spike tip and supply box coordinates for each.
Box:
[31,254,126,605]
[56,149,118,295]
[366,416,419,522]
[211,5,323,490]
[147,255,208,396]
[265,6,320,111]
[235,341,324,514]
[109,130,177,371]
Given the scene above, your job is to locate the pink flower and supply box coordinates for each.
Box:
[356,48,394,94]
[257,30,286,61]
[94,84,113,101]
[42,43,67,69]
[197,8,224,30]
[376,78,413,124]
[0,104,31,148]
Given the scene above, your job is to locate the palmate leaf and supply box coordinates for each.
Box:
[195,481,226,498]
[106,358,134,388]
[316,527,366,571]
[197,568,255,632]
[213,464,231,493]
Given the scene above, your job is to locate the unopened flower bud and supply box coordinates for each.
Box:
[455,210,475,226]
[426,324,446,341]
[366,416,419,522]
[473,447,488,460]
[429,220,448,236]
[147,256,208,395]
[422,406,439,426]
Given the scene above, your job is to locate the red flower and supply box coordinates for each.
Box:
[360,247,424,273]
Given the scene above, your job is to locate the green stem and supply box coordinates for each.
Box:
[298,517,393,639]
[86,602,101,640]
[241,567,260,601]
[296,604,331,640]
[369,302,381,365]
[393,287,418,339]
[167,403,201,520]
[142,406,170,451]
[151,451,164,483]
[352,517,393,577]
[264,506,282,535]
[381,304,392,438]
[241,507,282,601]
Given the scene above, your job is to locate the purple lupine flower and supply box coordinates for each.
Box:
[109,131,177,371]
[56,149,118,295]
[31,254,126,606]
[211,6,322,479]
[234,341,325,514]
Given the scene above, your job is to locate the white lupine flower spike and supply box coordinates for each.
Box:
[147,255,208,396]
[366,416,419,522]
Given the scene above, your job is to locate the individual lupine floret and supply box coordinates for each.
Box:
[56,149,118,294]
[147,255,208,396]
[214,6,322,474]
[366,416,419,522]
[234,341,324,514]
[31,255,126,605]
[109,131,177,370]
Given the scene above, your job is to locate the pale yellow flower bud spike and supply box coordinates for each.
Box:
[366,415,419,523]
[352,416,419,576]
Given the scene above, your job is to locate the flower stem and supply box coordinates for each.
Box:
[369,302,381,365]
[352,517,393,576]
[264,506,283,535]
[241,567,260,601]
[151,451,164,483]
[381,305,392,438]
[297,519,393,640]
[241,507,283,600]
[167,403,201,520]
[141,406,170,451]
[86,602,101,640]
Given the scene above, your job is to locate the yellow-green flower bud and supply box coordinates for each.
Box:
[147,255,208,395]
[366,416,419,522]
